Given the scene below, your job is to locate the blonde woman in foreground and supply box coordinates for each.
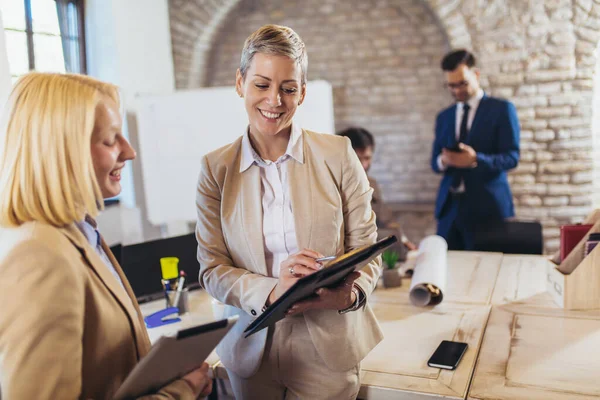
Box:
[0,73,212,399]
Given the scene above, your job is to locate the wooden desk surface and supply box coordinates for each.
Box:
[139,289,220,371]
[359,302,490,400]
[468,305,600,400]
[490,254,555,307]
[138,252,599,399]
[371,251,503,306]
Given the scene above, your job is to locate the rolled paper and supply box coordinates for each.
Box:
[409,235,448,307]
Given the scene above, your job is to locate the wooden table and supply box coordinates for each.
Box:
[359,302,490,400]
[371,251,503,306]
[139,251,600,399]
[468,254,600,399]
[139,289,220,376]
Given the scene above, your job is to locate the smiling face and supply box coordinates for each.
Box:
[236,52,306,140]
[90,97,136,199]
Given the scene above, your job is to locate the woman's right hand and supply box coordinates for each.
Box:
[182,362,213,398]
[267,249,324,305]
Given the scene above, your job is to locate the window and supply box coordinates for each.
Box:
[1,0,86,83]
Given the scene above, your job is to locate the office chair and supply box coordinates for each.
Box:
[472,219,544,255]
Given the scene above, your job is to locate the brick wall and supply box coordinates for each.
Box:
[168,0,600,252]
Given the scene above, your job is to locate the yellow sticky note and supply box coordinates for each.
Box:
[160,257,179,280]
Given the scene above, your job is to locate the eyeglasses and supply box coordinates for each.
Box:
[444,80,469,90]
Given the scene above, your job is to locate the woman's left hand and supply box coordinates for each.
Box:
[285,271,361,316]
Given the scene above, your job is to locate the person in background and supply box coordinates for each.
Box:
[0,73,212,399]
[337,126,417,257]
[195,24,382,399]
[431,50,520,250]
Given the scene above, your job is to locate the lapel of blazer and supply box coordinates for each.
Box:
[59,224,150,358]
[466,94,489,145]
[100,238,151,356]
[449,105,458,146]
[288,130,313,250]
[239,164,268,275]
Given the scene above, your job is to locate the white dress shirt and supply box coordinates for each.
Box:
[437,88,485,191]
[239,123,303,278]
[75,219,127,291]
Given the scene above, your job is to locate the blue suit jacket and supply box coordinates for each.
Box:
[431,95,520,223]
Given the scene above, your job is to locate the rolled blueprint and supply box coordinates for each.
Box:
[409,235,448,307]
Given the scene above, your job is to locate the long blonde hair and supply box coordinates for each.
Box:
[0,72,120,227]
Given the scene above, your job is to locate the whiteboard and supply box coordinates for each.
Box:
[135,80,335,226]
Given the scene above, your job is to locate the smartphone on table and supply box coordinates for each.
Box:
[427,340,468,370]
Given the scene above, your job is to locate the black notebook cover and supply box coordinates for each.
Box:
[244,235,397,338]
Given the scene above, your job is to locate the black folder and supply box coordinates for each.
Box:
[244,235,397,338]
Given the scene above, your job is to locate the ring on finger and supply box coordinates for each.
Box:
[289,266,298,277]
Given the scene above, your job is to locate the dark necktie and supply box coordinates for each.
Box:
[451,103,471,189]
[458,103,471,144]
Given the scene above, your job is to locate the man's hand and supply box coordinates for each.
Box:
[441,143,477,168]
[285,271,361,316]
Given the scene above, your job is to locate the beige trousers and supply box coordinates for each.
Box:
[227,315,361,400]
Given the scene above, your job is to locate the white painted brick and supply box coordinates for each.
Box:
[537,82,562,94]
[513,96,548,108]
[516,85,537,95]
[540,161,592,173]
[534,129,555,141]
[526,69,576,82]
[547,118,590,129]
[548,184,593,195]
[535,106,572,118]
[570,194,593,205]
[572,171,594,183]
[549,138,594,150]
[520,195,543,206]
[549,206,595,217]
[520,130,534,140]
[544,196,569,206]
[539,174,570,183]
[535,151,555,161]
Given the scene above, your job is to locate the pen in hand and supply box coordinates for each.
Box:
[315,255,336,263]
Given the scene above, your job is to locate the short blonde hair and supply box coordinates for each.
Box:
[0,72,120,227]
[240,24,308,84]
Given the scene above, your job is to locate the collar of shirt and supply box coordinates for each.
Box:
[75,218,101,248]
[457,88,484,112]
[239,123,304,173]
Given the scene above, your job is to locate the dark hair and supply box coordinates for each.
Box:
[336,127,375,150]
[441,49,476,71]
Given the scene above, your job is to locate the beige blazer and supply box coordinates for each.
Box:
[0,222,194,399]
[195,129,384,378]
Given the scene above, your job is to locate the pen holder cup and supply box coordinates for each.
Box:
[167,288,189,314]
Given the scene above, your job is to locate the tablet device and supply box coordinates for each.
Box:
[243,235,397,338]
[114,316,238,399]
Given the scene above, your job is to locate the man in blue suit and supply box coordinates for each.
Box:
[431,50,520,250]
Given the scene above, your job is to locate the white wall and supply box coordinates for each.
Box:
[0,10,12,114]
[86,0,177,243]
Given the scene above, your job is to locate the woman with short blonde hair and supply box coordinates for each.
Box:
[196,24,383,399]
[0,72,212,399]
